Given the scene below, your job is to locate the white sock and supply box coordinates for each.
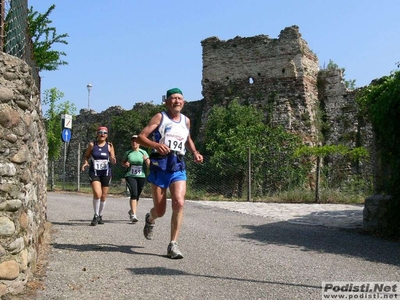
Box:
[99,200,106,216]
[93,199,100,215]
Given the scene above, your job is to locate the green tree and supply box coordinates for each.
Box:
[204,99,265,170]
[43,88,76,190]
[357,66,400,237]
[295,144,369,202]
[203,99,305,198]
[28,5,69,71]
[112,102,163,152]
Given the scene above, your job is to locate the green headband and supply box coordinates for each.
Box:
[166,88,183,98]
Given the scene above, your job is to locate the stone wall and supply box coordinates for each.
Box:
[363,195,391,233]
[0,52,47,296]
[200,25,373,191]
[201,25,320,145]
[317,69,374,183]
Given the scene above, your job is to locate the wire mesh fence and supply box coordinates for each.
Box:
[1,0,26,58]
[48,151,372,204]
[0,0,40,88]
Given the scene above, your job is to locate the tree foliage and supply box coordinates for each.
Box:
[43,88,76,161]
[204,99,265,170]
[357,69,400,153]
[294,144,370,202]
[202,99,307,197]
[28,5,69,72]
[112,102,164,153]
[357,65,400,237]
[295,144,369,161]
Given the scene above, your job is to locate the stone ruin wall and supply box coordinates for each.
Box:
[0,52,47,296]
[201,25,320,145]
[317,69,373,181]
[201,25,373,179]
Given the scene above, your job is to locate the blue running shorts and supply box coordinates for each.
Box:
[147,170,186,188]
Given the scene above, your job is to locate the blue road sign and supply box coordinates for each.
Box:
[61,128,72,142]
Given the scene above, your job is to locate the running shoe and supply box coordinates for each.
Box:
[90,214,99,226]
[167,241,184,259]
[131,214,138,223]
[98,215,104,224]
[143,213,154,240]
[128,210,138,223]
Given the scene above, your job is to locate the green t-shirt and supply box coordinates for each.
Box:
[122,148,148,178]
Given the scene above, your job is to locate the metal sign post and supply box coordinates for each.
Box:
[62,142,66,190]
[61,114,73,190]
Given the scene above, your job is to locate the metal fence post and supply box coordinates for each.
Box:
[247,147,251,202]
[315,155,320,203]
[77,142,80,191]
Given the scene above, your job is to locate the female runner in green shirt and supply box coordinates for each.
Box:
[121,135,150,222]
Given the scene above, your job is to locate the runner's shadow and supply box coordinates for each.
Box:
[50,221,93,226]
[128,266,320,289]
[51,243,162,257]
[50,220,139,226]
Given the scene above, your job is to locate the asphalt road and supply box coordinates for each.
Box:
[31,192,400,300]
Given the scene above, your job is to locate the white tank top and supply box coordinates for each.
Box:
[157,111,189,155]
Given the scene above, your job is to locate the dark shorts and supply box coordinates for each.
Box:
[125,177,146,200]
[147,170,186,189]
[89,173,111,187]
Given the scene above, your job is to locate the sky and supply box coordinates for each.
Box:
[29,0,400,114]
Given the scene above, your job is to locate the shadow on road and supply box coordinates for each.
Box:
[50,243,164,258]
[50,220,136,226]
[238,218,400,267]
[128,266,321,290]
[286,209,362,227]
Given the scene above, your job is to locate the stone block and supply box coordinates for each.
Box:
[363,195,391,232]
[0,283,7,296]
[0,260,19,280]
[0,216,15,236]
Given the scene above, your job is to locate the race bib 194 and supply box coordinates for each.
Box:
[165,135,184,152]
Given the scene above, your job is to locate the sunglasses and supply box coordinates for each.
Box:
[98,131,108,135]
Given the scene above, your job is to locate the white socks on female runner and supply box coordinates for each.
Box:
[93,198,100,215]
[99,200,106,216]
[93,198,106,216]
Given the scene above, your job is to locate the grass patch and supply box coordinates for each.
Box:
[48,182,366,204]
